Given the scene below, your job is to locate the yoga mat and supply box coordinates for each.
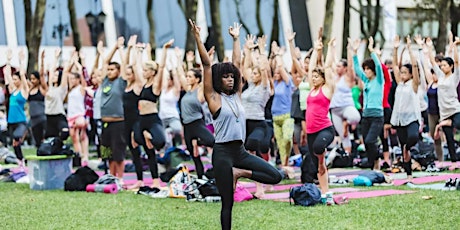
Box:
[330,170,369,177]
[86,184,118,194]
[337,189,415,199]
[260,187,361,200]
[393,174,460,186]
[122,178,168,187]
[406,182,455,191]
[246,184,303,193]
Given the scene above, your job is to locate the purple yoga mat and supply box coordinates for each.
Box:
[393,174,460,186]
[337,189,415,199]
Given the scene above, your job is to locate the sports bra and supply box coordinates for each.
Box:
[140,85,159,103]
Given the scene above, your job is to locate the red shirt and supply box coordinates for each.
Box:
[83,67,94,118]
[382,64,391,109]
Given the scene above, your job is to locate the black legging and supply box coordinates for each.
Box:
[213,141,282,230]
[126,119,143,181]
[442,112,460,163]
[183,119,214,179]
[45,114,69,141]
[134,113,165,179]
[395,121,420,176]
[31,118,46,148]
[245,120,271,154]
[361,116,384,169]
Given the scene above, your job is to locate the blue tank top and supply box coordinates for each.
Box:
[8,90,27,123]
[427,84,439,115]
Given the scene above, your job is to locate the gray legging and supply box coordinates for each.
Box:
[213,141,282,230]
[330,106,361,149]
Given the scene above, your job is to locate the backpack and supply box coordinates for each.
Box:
[64,166,99,191]
[37,137,63,156]
[411,141,436,167]
[289,183,321,206]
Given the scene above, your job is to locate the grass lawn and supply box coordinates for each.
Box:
[1,148,460,229]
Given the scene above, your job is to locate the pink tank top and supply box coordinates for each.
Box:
[305,87,332,134]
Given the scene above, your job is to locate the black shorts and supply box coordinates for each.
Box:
[101,121,126,161]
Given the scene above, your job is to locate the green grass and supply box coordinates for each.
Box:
[1,183,459,230]
[1,148,460,229]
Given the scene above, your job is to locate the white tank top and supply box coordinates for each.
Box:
[67,85,85,117]
[330,76,354,108]
[159,88,180,120]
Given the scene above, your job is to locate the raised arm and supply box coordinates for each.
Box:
[351,39,366,81]
[275,49,290,84]
[258,35,271,88]
[453,36,459,69]
[175,47,188,90]
[324,38,336,94]
[189,19,220,115]
[92,41,103,76]
[38,50,48,92]
[346,38,356,85]
[115,37,126,81]
[102,37,123,79]
[368,37,383,84]
[308,39,322,88]
[3,49,13,92]
[153,39,174,94]
[242,34,256,82]
[392,35,402,84]
[406,36,420,92]
[287,31,307,78]
[228,22,242,69]
[17,50,29,98]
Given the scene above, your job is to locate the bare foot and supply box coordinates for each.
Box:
[143,131,154,149]
[265,184,274,192]
[433,125,441,140]
[253,191,265,199]
[233,168,251,190]
[125,181,144,190]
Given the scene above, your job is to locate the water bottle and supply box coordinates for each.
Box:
[204,196,221,203]
[326,192,334,206]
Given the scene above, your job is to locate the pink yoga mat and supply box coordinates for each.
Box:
[260,187,361,200]
[86,184,118,194]
[246,184,303,193]
[393,174,460,186]
[337,189,414,199]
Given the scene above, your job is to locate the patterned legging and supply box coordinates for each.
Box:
[272,113,294,166]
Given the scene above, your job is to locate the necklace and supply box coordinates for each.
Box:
[223,94,240,122]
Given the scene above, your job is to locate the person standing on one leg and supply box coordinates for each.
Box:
[190,19,282,230]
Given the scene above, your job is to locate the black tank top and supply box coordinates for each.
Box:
[140,85,159,103]
[123,90,140,119]
[28,90,45,102]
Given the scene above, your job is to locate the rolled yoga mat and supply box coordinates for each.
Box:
[86,184,118,194]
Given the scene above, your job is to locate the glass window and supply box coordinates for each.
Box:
[0,1,7,45]
[13,0,26,46]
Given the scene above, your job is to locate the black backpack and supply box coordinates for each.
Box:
[64,166,99,191]
[37,137,63,156]
[411,141,436,167]
[289,183,321,206]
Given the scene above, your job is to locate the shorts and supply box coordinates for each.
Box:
[101,121,126,161]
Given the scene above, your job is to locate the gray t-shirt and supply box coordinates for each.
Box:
[101,77,127,118]
[241,81,270,120]
[180,89,203,124]
[213,93,246,143]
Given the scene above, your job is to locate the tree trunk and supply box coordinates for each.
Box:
[68,0,81,51]
[234,0,251,34]
[323,0,335,45]
[342,0,350,59]
[184,0,198,53]
[255,0,264,37]
[210,0,224,62]
[25,0,47,73]
[436,0,450,53]
[450,0,459,40]
[269,0,279,55]
[147,0,156,60]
